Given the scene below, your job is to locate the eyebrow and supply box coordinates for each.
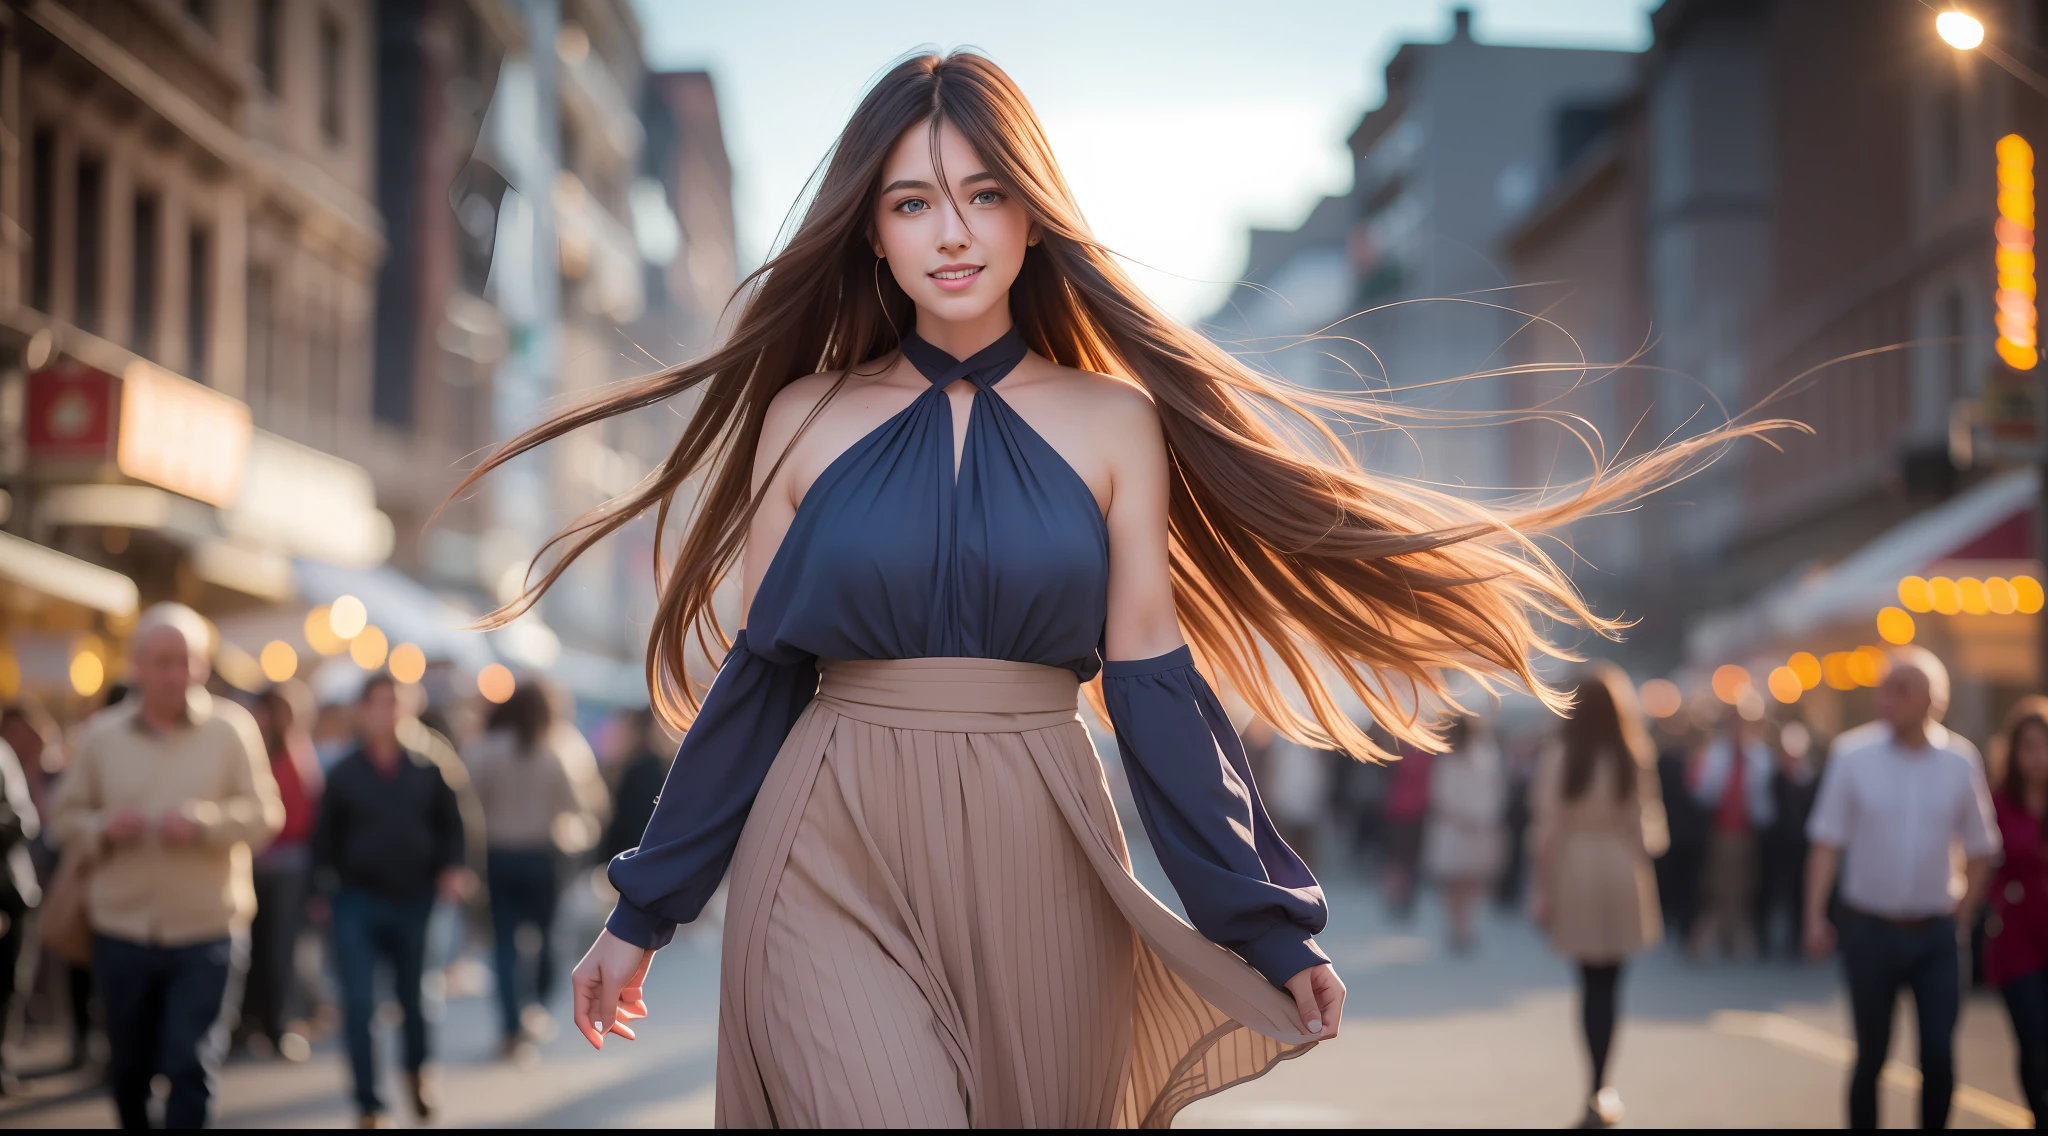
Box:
[879,171,1001,195]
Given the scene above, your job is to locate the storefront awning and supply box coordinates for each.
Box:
[1688,468,2037,663]
[0,530,138,615]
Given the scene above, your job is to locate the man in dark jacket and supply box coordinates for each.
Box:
[312,674,472,1127]
[0,738,38,1094]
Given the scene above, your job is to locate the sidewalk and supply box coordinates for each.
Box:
[0,873,2031,1127]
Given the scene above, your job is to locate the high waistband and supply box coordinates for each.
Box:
[815,657,1081,732]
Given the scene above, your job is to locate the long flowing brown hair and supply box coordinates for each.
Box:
[449,50,1788,759]
[1559,663,1653,802]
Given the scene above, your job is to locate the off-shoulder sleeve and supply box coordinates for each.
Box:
[604,632,817,950]
[1101,646,1329,987]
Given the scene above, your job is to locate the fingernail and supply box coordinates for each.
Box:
[1308,1019,1322,1033]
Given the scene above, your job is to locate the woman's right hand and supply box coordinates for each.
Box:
[571,929,654,1050]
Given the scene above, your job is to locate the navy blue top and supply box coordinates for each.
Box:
[605,328,1329,987]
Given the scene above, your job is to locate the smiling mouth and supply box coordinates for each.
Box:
[930,266,983,281]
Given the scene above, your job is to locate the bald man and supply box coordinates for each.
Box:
[54,604,282,1129]
[1804,646,1999,1130]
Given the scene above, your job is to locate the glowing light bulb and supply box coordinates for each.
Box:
[1939,10,1985,50]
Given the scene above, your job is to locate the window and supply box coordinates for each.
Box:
[1930,76,1964,196]
[246,264,272,414]
[1941,288,1967,397]
[187,227,210,380]
[28,128,52,314]
[319,14,344,144]
[75,155,103,333]
[131,192,159,355]
[254,0,281,95]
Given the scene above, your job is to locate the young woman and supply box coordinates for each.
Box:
[455,51,1768,1128]
[1531,664,1668,1129]
[1425,715,1507,954]
[463,677,609,1056]
[1985,696,2048,1123]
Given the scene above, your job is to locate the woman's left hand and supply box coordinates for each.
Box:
[1283,962,1345,1040]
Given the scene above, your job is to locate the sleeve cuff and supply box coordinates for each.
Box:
[605,897,678,951]
[1101,645,1194,678]
[1239,924,1329,989]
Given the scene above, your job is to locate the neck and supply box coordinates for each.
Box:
[1893,719,1931,749]
[137,691,188,732]
[364,736,401,764]
[911,306,1014,362]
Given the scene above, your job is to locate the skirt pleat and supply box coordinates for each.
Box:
[714,658,1314,1129]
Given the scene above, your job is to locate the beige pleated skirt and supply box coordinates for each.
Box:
[713,657,1316,1129]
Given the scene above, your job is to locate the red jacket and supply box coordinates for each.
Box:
[1987,795,2048,988]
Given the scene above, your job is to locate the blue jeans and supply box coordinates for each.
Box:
[487,849,562,1041]
[331,890,433,1116]
[93,934,243,1129]
[1840,911,1960,1129]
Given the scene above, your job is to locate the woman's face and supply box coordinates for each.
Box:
[2017,720,2048,794]
[872,117,1036,328]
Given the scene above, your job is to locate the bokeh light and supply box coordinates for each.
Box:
[1822,651,1858,691]
[1938,10,1986,50]
[1930,576,1962,615]
[388,643,427,685]
[328,595,368,640]
[478,663,516,704]
[1788,651,1823,690]
[1639,678,1682,719]
[1876,606,1916,644]
[2019,576,2046,613]
[259,640,298,683]
[1849,645,1890,687]
[1897,576,1933,613]
[1766,666,1803,704]
[1711,664,1752,705]
[1959,577,1989,614]
[69,651,105,697]
[349,626,389,670]
[304,606,345,655]
[1988,577,2020,614]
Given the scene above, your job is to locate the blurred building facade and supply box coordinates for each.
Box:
[0,0,736,716]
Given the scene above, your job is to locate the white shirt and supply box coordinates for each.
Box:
[1806,720,2001,919]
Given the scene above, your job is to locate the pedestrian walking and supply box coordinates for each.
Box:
[311,673,473,1128]
[1424,715,1506,953]
[1757,723,1817,959]
[1530,663,1667,1129]
[449,50,1765,1126]
[0,735,39,1094]
[1383,743,1434,921]
[1804,646,1999,1130]
[1981,696,2048,1124]
[1688,715,1776,960]
[16,698,95,1072]
[1653,722,1709,945]
[52,603,283,1129]
[463,677,608,1056]
[240,682,321,1062]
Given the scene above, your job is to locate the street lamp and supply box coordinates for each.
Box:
[1940,10,1986,50]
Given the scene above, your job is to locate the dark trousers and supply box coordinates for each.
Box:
[244,849,309,1042]
[0,901,29,1071]
[2003,969,2048,1129]
[1841,912,1960,1129]
[331,890,432,1117]
[93,934,242,1129]
[487,849,563,1041]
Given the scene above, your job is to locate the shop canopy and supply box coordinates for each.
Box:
[0,530,138,616]
[1687,468,2037,664]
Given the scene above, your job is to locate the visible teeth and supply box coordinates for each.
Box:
[932,268,980,280]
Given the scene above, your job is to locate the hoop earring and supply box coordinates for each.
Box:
[874,255,900,339]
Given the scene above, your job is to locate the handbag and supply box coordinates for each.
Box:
[37,856,93,967]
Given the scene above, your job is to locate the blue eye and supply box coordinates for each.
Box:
[896,198,929,214]
[971,190,1003,205]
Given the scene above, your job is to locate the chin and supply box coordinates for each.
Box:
[916,288,1009,325]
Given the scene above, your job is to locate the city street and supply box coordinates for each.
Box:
[0,868,2033,1128]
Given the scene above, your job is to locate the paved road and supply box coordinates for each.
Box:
[0,867,2033,1128]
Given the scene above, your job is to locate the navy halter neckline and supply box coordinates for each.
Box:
[899,327,1028,390]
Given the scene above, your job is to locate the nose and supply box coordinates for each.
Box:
[935,195,971,252]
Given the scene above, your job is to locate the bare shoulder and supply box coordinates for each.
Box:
[1022,361,1161,444]
[761,372,846,439]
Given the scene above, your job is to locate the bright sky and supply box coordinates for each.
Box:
[631,1,1658,321]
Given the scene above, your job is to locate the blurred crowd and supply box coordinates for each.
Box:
[0,602,673,1128]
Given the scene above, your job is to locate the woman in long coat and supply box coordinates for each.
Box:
[1531,663,1668,1129]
